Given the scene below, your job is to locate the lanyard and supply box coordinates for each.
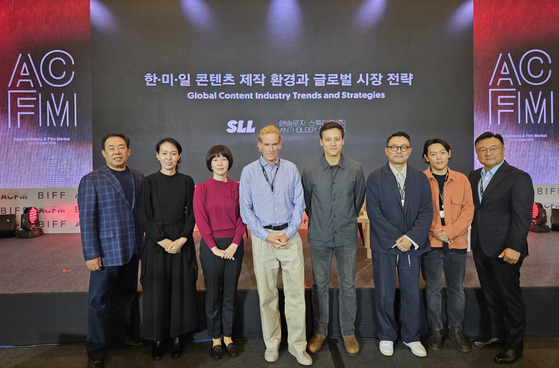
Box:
[260,159,280,192]
[435,170,449,211]
[396,172,405,207]
[480,171,486,198]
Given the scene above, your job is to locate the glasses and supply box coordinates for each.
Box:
[386,145,410,152]
[476,146,503,154]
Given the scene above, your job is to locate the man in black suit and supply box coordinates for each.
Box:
[468,132,534,365]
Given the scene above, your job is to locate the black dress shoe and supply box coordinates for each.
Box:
[494,349,522,364]
[152,341,165,360]
[225,342,238,357]
[448,330,472,353]
[211,344,223,360]
[473,337,504,348]
[171,336,184,359]
[122,339,145,349]
[87,358,104,368]
[427,330,443,351]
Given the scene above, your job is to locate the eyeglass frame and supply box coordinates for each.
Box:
[386,145,410,152]
[475,145,503,154]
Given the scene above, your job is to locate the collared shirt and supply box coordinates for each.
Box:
[240,156,305,240]
[387,163,419,250]
[479,160,505,201]
[389,163,407,206]
[302,153,365,246]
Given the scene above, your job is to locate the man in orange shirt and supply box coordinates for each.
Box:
[421,138,474,353]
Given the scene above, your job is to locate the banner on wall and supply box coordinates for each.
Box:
[474,0,559,185]
[0,188,79,234]
[0,0,92,189]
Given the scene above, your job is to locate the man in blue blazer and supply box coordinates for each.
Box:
[469,132,533,365]
[366,131,433,358]
[78,133,144,368]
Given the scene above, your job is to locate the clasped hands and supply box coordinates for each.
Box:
[394,235,413,252]
[266,232,288,249]
[432,228,453,244]
[158,237,187,254]
[211,243,239,260]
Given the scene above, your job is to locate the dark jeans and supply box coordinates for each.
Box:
[422,249,467,331]
[86,255,139,359]
[309,243,357,336]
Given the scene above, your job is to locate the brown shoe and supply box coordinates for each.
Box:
[308,334,327,353]
[343,335,360,356]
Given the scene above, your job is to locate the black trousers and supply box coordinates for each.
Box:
[473,247,525,351]
[199,237,244,339]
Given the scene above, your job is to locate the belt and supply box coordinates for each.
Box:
[263,223,288,231]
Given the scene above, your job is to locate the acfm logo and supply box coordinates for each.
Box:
[226,120,255,133]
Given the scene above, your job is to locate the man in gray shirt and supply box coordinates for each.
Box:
[302,121,365,356]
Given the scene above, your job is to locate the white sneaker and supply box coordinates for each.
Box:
[379,340,394,356]
[288,346,313,366]
[403,341,427,357]
[265,347,279,362]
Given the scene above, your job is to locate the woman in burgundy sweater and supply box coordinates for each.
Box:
[193,145,247,360]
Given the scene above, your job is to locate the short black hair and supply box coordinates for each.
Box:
[101,133,130,150]
[475,131,504,146]
[205,145,233,171]
[422,138,451,163]
[155,138,183,168]
[319,121,345,139]
[386,131,411,146]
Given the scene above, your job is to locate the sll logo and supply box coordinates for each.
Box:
[226,120,255,133]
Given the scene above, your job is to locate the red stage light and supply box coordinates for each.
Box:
[17,207,44,238]
[530,202,550,233]
[27,207,38,225]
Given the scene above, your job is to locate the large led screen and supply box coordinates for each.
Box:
[90,0,474,183]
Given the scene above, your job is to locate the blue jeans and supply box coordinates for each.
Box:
[422,249,467,331]
[310,243,357,336]
[86,255,139,359]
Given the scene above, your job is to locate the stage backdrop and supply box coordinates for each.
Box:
[3,1,558,233]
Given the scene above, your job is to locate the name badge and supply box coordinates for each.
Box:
[439,210,445,219]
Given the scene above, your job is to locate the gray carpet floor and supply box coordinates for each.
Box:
[1,337,559,368]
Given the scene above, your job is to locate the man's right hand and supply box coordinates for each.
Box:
[86,257,102,271]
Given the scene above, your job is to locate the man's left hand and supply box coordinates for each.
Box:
[498,247,521,264]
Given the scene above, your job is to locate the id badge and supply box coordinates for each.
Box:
[439,210,445,219]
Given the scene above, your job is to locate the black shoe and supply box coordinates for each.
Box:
[494,349,522,364]
[211,344,223,360]
[225,342,238,357]
[427,330,443,351]
[121,339,145,349]
[152,341,165,360]
[87,358,104,368]
[448,330,472,353]
[171,336,184,359]
[473,337,504,348]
